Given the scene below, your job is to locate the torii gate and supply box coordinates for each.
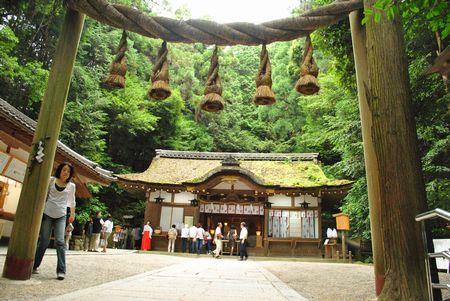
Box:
[1,0,434,300]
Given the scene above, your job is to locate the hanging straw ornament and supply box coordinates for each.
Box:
[295,35,320,95]
[254,44,276,105]
[102,31,128,89]
[148,41,171,100]
[200,46,224,112]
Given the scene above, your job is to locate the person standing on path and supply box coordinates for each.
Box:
[90,211,104,252]
[102,216,113,252]
[65,221,74,250]
[181,224,189,253]
[83,216,93,251]
[227,224,237,256]
[167,224,178,253]
[238,222,248,261]
[195,223,205,255]
[189,223,198,254]
[204,230,212,254]
[211,222,223,258]
[132,225,141,250]
[141,221,153,251]
[32,162,76,280]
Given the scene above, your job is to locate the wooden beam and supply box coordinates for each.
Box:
[2,8,85,280]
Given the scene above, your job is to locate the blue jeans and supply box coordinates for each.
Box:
[196,239,203,254]
[190,238,196,253]
[181,238,188,253]
[33,214,66,273]
[206,240,212,253]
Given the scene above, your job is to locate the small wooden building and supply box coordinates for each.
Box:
[117,149,352,256]
[0,98,115,238]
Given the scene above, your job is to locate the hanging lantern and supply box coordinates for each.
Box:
[200,46,224,112]
[254,44,276,105]
[295,35,320,95]
[102,30,128,89]
[148,41,171,100]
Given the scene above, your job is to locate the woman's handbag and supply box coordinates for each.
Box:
[100,238,106,247]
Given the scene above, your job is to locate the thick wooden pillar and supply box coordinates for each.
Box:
[348,10,386,295]
[2,8,85,280]
[363,1,429,299]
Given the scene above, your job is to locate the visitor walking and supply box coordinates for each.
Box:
[132,225,142,250]
[211,222,223,258]
[196,223,205,255]
[90,211,104,252]
[239,222,248,261]
[32,162,76,280]
[141,221,153,251]
[83,216,93,251]
[189,224,197,253]
[167,224,178,252]
[181,224,189,253]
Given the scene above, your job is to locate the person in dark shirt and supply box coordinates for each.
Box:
[83,216,93,251]
[90,211,104,252]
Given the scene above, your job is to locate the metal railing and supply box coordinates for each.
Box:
[415,208,450,301]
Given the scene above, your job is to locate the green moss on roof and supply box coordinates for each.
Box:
[116,157,351,188]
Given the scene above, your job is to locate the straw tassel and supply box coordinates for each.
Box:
[102,30,128,89]
[148,41,171,100]
[295,35,320,95]
[254,44,276,105]
[200,46,224,112]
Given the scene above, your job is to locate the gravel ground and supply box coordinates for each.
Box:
[0,250,448,301]
[259,260,376,301]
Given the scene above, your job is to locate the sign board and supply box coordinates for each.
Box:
[333,212,350,230]
[3,157,26,183]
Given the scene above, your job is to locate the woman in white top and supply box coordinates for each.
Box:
[33,162,76,280]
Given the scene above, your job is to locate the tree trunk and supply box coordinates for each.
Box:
[364,1,429,300]
[348,11,386,296]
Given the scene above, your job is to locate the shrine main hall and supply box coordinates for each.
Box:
[116,149,352,256]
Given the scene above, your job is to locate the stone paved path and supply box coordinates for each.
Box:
[45,257,309,301]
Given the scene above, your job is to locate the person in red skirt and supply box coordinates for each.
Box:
[141,221,153,251]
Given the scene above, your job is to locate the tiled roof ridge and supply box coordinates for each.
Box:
[0,98,115,181]
[155,149,319,161]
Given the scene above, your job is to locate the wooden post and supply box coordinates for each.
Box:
[348,10,386,295]
[2,8,85,280]
[341,230,346,261]
[264,208,269,256]
[364,0,429,299]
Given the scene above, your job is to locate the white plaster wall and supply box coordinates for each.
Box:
[9,148,29,162]
[174,191,194,204]
[269,194,291,207]
[0,140,7,151]
[294,194,319,207]
[149,190,172,203]
[213,180,252,190]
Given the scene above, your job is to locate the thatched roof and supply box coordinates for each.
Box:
[116,150,351,189]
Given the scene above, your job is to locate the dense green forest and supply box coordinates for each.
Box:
[0,0,448,239]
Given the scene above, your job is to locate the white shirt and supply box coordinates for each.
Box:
[196,227,205,239]
[104,220,113,233]
[43,177,76,219]
[181,227,190,238]
[143,224,153,238]
[239,227,248,240]
[214,227,222,240]
[189,226,197,238]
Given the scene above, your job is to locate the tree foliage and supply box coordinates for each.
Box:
[1,0,448,238]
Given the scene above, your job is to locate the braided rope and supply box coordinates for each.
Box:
[102,30,127,89]
[67,0,363,46]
